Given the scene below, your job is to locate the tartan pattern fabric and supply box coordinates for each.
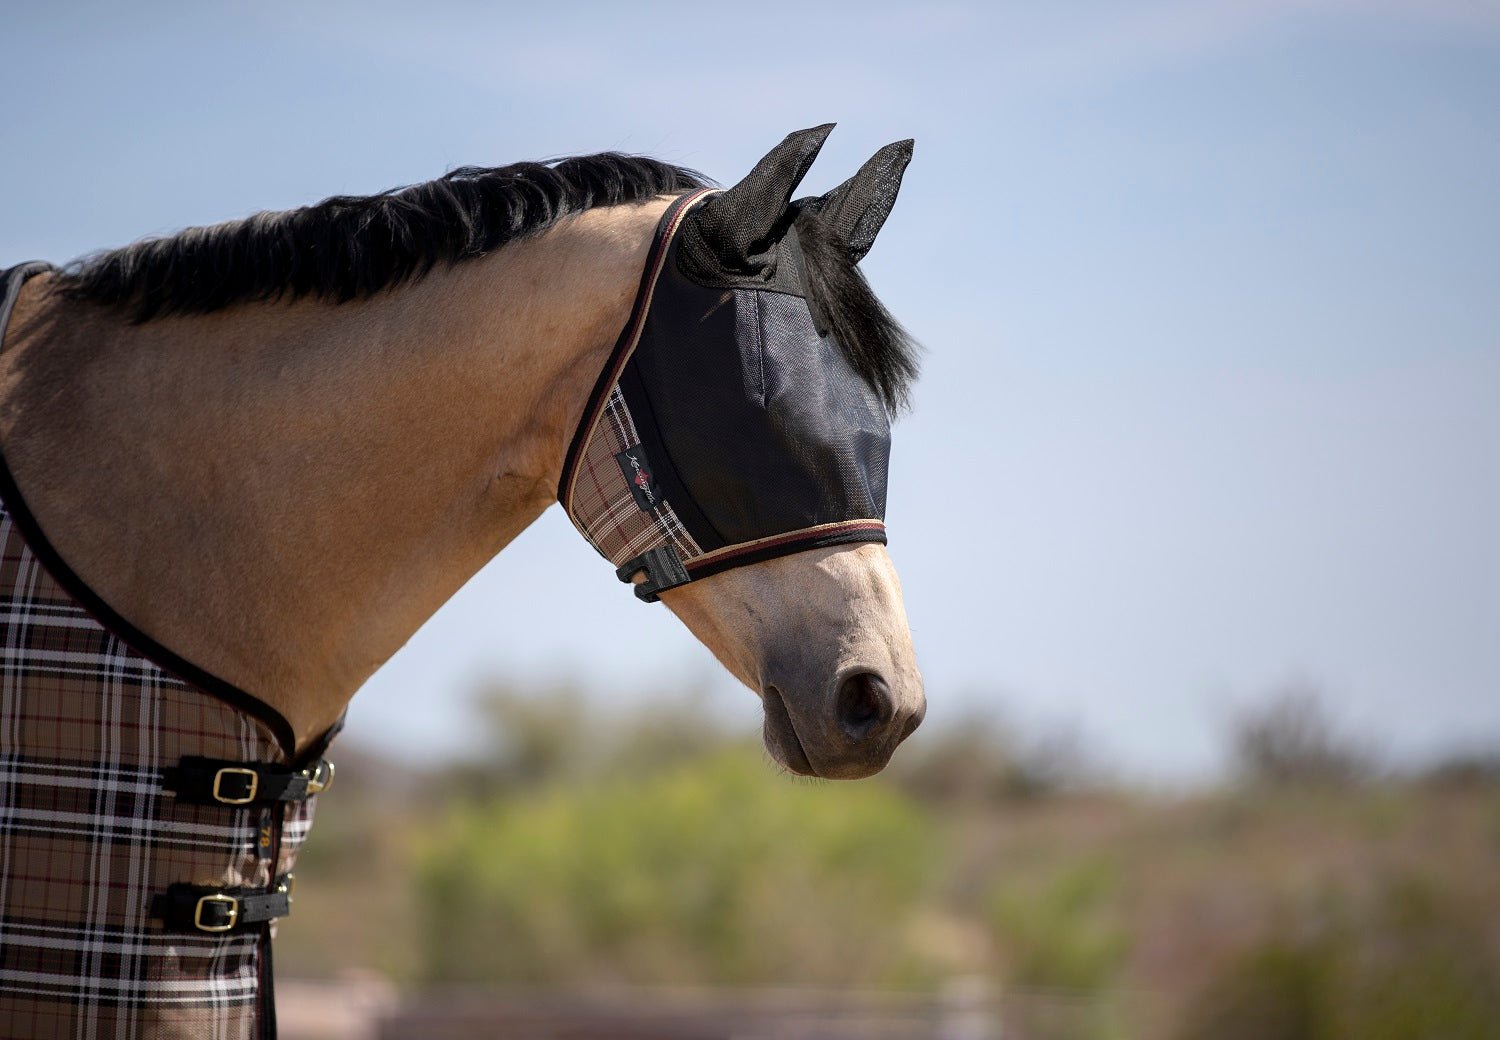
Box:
[567,384,703,569]
[0,498,317,1039]
[562,189,714,573]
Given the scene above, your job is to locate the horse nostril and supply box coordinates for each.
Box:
[836,673,895,742]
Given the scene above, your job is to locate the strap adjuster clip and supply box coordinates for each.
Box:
[616,545,691,603]
[212,767,259,805]
[304,760,335,795]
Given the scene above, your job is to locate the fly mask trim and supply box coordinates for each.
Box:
[558,188,892,602]
[558,188,716,594]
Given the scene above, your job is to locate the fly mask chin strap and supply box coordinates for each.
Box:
[558,125,912,602]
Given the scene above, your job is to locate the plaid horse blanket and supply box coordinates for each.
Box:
[0,266,326,1039]
[0,495,321,1039]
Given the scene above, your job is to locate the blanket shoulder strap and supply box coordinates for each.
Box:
[163,755,334,806]
[152,874,296,934]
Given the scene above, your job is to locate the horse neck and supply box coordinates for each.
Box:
[0,197,672,750]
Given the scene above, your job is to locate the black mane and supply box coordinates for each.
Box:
[57,154,709,322]
[55,150,915,410]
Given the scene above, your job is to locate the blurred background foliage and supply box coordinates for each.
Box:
[279,680,1500,1038]
[421,748,934,986]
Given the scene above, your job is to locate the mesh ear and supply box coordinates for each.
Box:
[685,124,834,272]
[809,139,914,262]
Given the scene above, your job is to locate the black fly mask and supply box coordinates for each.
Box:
[559,125,915,601]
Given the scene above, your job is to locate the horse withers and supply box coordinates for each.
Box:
[0,124,924,1037]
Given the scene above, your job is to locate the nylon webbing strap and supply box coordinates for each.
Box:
[163,756,333,807]
[151,876,294,935]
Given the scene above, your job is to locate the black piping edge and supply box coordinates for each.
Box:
[259,794,287,1040]
[0,460,299,758]
[259,920,277,1040]
[557,188,717,511]
[0,262,300,759]
[683,523,888,584]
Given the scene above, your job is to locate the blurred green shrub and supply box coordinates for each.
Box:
[988,859,1130,1040]
[1230,686,1373,789]
[887,713,1102,804]
[1174,877,1500,1040]
[989,858,1129,993]
[433,681,743,800]
[1419,751,1500,790]
[417,746,939,986]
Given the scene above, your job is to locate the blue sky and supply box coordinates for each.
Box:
[3,1,1497,780]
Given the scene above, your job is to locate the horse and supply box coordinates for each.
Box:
[0,124,924,1038]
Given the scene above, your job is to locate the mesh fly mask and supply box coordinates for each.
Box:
[559,125,914,601]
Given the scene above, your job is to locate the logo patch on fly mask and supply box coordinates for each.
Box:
[615,444,663,512]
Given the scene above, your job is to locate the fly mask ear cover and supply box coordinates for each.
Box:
[559,126,911,602]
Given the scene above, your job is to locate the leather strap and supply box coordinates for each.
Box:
[163,756,332,807]
[151,875,294,935]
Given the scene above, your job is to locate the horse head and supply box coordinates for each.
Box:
[561,126,925,778]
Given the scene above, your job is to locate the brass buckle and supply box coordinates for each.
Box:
[194,894,240,933]
[212,767,259,805]
[279,874,297,904]
[305,760,335,795]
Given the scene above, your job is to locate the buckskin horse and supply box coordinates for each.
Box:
[0,124,924,1038]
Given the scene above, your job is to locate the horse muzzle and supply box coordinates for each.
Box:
[761,670,925,780]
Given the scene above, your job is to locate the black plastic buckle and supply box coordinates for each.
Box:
[616,545,692,603]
